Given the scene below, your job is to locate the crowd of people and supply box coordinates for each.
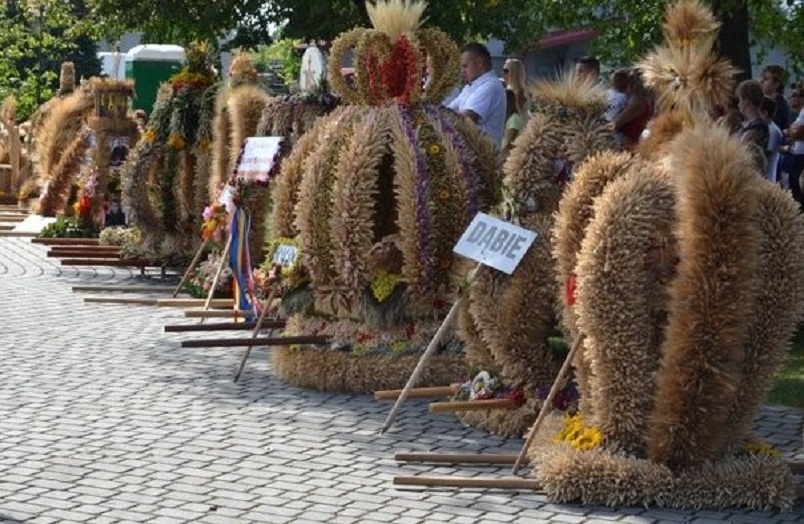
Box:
[443,43,804,208]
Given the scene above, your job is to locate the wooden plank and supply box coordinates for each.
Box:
[156,298,233,308]
[49,246,120,255]
[184,310,258,319]
[394,453,521,465]
[32,237,100,245]
[50,244,119,251]
[180,335,329,348]
[393,475,541,490]
[60,259,152,267]
[72,285,175,294]
[48,251,122,259]
[84,297,158,305]
[375,386,457,401]
[429,399,517,413]
[164,321,286,332]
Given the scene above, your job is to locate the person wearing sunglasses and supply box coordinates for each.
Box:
[502,58,529,119]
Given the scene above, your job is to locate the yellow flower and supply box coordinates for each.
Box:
[168,134,186,150]
[438,189,450,200]
[427,143,441,156]
[554,413,586,442]
[143,129,156,143]
[371,271,403,302]
[198,139,211,152]
[391,341,406,353]
[744,441,781,457]
[570,427,603,451]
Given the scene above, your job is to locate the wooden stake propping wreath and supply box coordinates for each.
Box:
[233,289,276,383]
[379,213,539,433]
[512,334,584,474]
[173,236,212,297]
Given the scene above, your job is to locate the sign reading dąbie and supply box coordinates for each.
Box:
[453,212,538,274]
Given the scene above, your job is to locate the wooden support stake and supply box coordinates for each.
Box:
[180,335,329,348]
[203,235,233,313]
[32,237,100,245]
[233,291,276,383]
[49,247,120,256]
[394,452,521,465]
[83,297,158,306]
[156,298,233,308]
[173,236,211,297]
[380,264,480,434]
[374,386,457,401]
[512,335,584,474]
[73,285,175,294]
[61,259,150,267]
[429,399,516,413]
[49,251,122,259]
[184,310,258,319]
[164,320,286,333]
[393,475,542,491]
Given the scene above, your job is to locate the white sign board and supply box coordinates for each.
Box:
[235,137,284,183]
[272,244,300,267]
[453,212,538,274]
[300,46,327,93]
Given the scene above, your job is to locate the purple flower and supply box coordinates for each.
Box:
[425,106,479,222]
[398,105,435,291]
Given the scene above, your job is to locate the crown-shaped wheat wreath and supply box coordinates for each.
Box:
[640,0,738,118]
[327,0,459,106]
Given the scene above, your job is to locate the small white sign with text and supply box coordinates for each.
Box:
[272,244,300,267]
[453,212,538,274]
[235,136,284,183]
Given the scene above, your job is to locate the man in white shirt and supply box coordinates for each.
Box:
[446,43,506,148]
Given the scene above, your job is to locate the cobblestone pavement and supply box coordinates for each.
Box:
[0,237,802,524]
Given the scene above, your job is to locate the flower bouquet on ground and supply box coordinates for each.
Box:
[183,251,233,299]
[99,227,143,259]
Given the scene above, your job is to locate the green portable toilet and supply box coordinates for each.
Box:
[125,45,185,115]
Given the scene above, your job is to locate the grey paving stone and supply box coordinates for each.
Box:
[0,237,801,524]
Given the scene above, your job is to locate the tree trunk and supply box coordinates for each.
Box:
[712,0,752,83]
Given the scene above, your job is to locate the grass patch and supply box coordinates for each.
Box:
[766,328,804,409]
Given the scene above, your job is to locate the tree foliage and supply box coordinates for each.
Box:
[262,0,803,79]
[0,0,99,121]
[86,0,272,49]
[252,39,304,85]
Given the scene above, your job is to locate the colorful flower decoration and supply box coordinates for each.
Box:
[201,203,228,242]
[167,134,186,150]
[554,413,603,451]
[370,271,405,302]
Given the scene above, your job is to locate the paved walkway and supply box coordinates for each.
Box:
[0,237,802,524]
